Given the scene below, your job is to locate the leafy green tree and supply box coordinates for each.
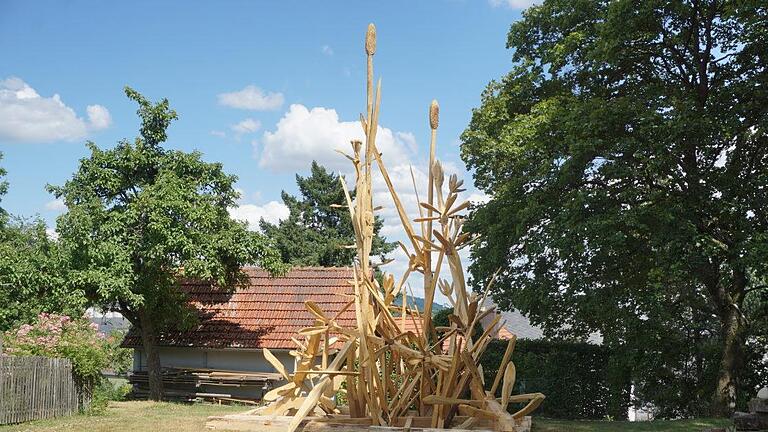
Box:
[260,161,394,267]
[461,0,767,415]
[48,87,285,400]
[0,154,84,332]
[0,153,8,223]
[0,217,84,332]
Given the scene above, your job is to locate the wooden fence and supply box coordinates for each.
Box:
[0,356,84,425]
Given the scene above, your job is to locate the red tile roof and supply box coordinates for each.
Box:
[122,267,357,350]
[122,266,518,351]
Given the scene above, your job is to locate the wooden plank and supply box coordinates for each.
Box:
[490,335,517,396]
[287,338,357,432]
[208,414,499,432]
[500,362,516,411]
[241,22,542,432]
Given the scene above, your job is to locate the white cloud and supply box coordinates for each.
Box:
[0,77,111,143]
[86,104,111,129]
[255,103,475,306]
[45,198,66,212]
[467,191,491,204]
[210,130,227,138]
[258,104,413,171]
[488,0,539,8]
[714,144,735,168]
[218,85,284,111]
[45,228,58,240]
[229,201,289,231]
[371,161,464,242]
[321,45,334,56]
[368,158,469,305]
[396,131,418,153]
[230,118,261,137]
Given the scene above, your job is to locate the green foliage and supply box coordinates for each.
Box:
[432,307,483,339]
[0,153,85,332]
[479,339,631,420]
[46,87,286,398]
[743,278,768,373]
[630,330,767,418]
[105,330,133,375]
[0,153,8,221]
[47,86,285,330]
[533,417,733,432]
[0,217,85,332]
[3,313,111,386]
[261,161,394,267]
[461,0,768,415]
[88,379,132,415]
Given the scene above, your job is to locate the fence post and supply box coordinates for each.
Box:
[0,356,81,425]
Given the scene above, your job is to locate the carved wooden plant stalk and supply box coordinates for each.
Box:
[251,23,545,432]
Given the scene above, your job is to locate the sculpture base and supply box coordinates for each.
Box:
[206,413,532,431]
[733,398,768,431]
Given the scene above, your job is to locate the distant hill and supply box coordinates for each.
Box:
[392,295,447,313]
[86,309,131,335]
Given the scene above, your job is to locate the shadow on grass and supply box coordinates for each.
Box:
[532,418,733,432]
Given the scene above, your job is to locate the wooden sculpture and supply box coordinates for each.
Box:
[208,23,544,432]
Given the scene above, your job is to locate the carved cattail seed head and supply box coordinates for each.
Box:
[433,160,445,189]
[366,23,376,55]
[351,139,362,154]
[429,100,439,130]
[439,279,453,297]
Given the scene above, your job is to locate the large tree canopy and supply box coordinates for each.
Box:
[0,154,83,331]
[48,87,285,400]
[0,217,83,332]
[261,161,394,267]
[0,153,8,222]
[462,0,767,416]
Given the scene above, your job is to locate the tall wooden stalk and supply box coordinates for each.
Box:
[251,23,545,432]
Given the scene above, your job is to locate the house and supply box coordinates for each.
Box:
[122,267,357,400]
[494,304,603,344]
[120,266,538,401]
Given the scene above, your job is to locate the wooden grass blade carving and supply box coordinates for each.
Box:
[210,23,545,432]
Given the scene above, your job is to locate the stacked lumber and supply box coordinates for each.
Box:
[128,367,282,403]
[208,23,544,431]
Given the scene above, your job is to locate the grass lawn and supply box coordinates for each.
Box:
[0,401,734,431]
[533,418,733,431]
[0,401,245,432]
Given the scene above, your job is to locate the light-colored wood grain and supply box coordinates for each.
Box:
[215,22,543,432]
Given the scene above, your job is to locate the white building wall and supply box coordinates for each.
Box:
[133,347,294,373]
[132,347,294,400]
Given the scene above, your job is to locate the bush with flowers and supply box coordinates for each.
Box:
[2,313,112,387]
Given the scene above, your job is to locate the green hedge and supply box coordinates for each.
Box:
[479,339,631,420]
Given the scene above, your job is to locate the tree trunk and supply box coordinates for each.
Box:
[713,285,744,416]
[138,310,164,401]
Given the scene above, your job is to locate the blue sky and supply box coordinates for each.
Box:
[0,0,531,298]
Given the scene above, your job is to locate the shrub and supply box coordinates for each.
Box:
[479,339,631,420]
[433,307,483,339]
[105,330,133,375]
[631,332,768,418]
[88,379,132,415]
[3,313,112,388]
